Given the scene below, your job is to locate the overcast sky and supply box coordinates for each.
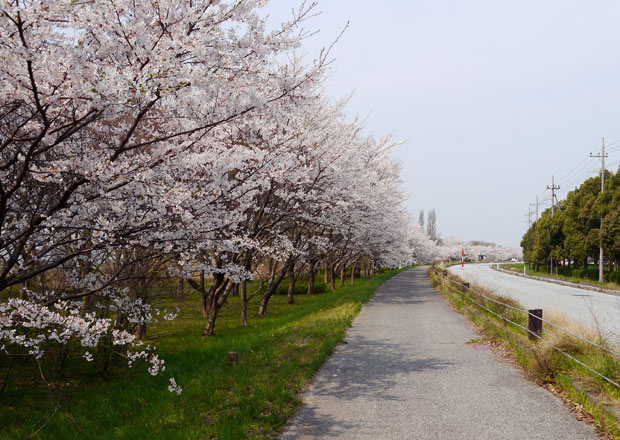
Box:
[261,1,620,247]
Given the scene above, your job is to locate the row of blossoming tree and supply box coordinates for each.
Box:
[0,0,522,398]
[408,224,522,265]
[0,0,418,394]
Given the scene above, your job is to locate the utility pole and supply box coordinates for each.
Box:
[530,199,538,225]
[547,175,560,217]
[524,206,534,270]
[590,137,608,283]
[524,207,534,228]
[547,176,560,275]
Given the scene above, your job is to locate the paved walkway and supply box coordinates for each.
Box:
[281,267,597,439]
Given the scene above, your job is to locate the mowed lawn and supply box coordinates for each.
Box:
[1,269,405,439]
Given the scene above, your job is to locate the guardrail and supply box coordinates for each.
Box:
[432,269,620,389]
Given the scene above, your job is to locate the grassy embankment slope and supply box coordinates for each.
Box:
[1,269,405,440]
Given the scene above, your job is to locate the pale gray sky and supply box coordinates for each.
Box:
[262,1,620,247]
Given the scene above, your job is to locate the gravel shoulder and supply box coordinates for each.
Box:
[280,267,597,440]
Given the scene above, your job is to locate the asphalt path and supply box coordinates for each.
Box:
[448,263,620,345]
[280,267,597,439]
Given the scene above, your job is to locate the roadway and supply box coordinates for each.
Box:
[448,263,620,345]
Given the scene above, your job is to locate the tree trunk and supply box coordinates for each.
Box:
[82,294,94,315]
[200,270,207,318]
[135,323,147,340]
[269,258,277,283]
[203,307,218,337]
[287,268,296,304]
[240,280,248,327]
[307,264,315,296]
[329,263,336,291]
[350,261,357,285]
[258,264,289,316]
[202,280,231,337]
[324,263,329,285]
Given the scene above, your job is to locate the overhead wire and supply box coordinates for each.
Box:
[606,159,620,170]
[602,138,620,153]
[536,139,619,205]
[555,157,599,198]
[557,155,591,184]
[556,164,601,198]
[607,146,620,154]
[529,138,620,215]
[558,157,597,186]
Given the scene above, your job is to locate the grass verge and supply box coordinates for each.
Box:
[429,265,620,439]
[1,269,405,440]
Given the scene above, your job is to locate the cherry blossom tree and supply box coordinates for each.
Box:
[0,0,323,391]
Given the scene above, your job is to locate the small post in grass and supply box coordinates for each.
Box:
[228,352,238,366]
[528,309,543,340]
[462,282,469,290]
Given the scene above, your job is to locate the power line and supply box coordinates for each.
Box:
[555,139,619,188]
[557,155,591,183]
[556,156,598,189]
[606,159,620,169]
[535,187,549,205]
[530,138,619,222]
[556,165,600,198]
[602,138,620,153]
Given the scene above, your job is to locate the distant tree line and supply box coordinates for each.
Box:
[521,167,620,277]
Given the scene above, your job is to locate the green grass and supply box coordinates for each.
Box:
[503,263,620,291]
[428,267,620,438]
[0,269,405,440]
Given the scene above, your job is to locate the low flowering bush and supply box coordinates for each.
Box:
[0,287,180,393]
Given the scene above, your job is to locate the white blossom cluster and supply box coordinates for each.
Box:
[0,287,179,390]
[0,296,112,359]
[168,377,183,395]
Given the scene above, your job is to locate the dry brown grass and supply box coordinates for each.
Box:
[538,309,609,357]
